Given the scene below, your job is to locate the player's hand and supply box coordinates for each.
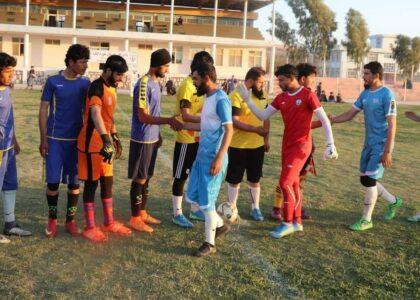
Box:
[39,141,48,158]
[405,111,420,122]
[157,134,163,148]
[210,157,223,176]
[169,117,183,131]
[328,114,334,124]
[100,134,114,164]
[111,132,122,160]
[236,84,251,103]
[14,140,20,155]
[324,143,338,160]
[381,152,392,168]
[255,126,268,137]
[264,139,270,153]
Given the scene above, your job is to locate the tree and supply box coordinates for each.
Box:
[285,0,337,76]
[342,8,370,76]
[268,12,308,64]
[392,35,420,80]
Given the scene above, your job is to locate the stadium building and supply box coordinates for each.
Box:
[0,0,279,91]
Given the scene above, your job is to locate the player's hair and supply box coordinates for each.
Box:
[192,62,217,82]
[275,64,298,79]
[103,55,128,73]
[190,51,214,73]
[245,67,266,81]
[64,44,90,67]
[296,63,317,80]
[364,61,383,80]
[0,52,17,72]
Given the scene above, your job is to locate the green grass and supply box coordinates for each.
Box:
[0,89,418,299]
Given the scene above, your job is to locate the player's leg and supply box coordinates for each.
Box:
[299,152,315,220]
[139,142,161,225]
[100,174,131,236]
[2,150,31,237]
[186,143,204,221]
[247,146,265,221]
[63,140,81,236]
[225,147,245,212]
[44,138,62,237]
[128,141,153,233]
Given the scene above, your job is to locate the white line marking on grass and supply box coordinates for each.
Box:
[117,105,301,298]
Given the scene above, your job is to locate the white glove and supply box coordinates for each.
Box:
[236,84,251,104]
[324,143,338,160]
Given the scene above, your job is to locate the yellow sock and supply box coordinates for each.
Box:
[274,186,283,209]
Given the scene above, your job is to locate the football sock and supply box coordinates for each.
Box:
[2,190,16,223]
[274,186,283,209]
[376,182,396,203]
[102,197,114,226]
[47,193,58,219]
[66,193,78,223]
[130,181,144,217]
[227,184,240,208]
[172,195,183,216]
[139,179,149,210]
[204,210,224,246]
[362,186,378,222]
[248,186,260,210]
[83,202,95,229]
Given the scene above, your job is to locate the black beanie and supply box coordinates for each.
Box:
[150,49,171,67]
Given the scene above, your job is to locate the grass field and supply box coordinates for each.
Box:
[0,89,418,299]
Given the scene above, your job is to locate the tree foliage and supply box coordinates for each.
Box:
[392,35,420,79]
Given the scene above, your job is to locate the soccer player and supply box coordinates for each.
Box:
[183,62,233,257]
[272,63,322,221]
[239,64,337,239]
[77,55,131,242]
[128,49,183,233]
[39,44,90,238]
[0,52,32,242]
[226,67,269,222]
[171,51,214,228]
[332,61,402,231]
[404,111,420,222]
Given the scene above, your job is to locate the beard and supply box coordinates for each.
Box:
[364,83,370,90]
[156,69,166,78]
[108,76,118,88]
[252,86,264,99]
[196,83,207,97]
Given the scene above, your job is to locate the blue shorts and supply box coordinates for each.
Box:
[360,143,385,180]
[0,149,18,191]
[46,138,78,185]
[186,156,228,212]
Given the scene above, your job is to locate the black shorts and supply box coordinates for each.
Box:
[172,142,199,180]
[128,141,159,180]
[226,146,265,184]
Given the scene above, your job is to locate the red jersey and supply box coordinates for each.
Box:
[270,86,321,149]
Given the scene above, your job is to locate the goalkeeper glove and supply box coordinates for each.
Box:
[100,134,114,164]
[111,132,122,160]
[324,143,338,160]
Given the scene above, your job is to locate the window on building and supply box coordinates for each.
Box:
[248,50,262,67]
[384,53,393,59]
[368,53,378,62]
[12,37,24,56]
[90,41,110,50]
[229,49,242,67]
[138,44,153,50]
[45,39,60,45]
[384,63,395,73]
[347,68,358,78]
[57,15,65,27]
[190,47,206,60]
[216,48,223,66]
[172,46,183,64]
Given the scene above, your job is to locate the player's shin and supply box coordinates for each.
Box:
[362,186,378,222]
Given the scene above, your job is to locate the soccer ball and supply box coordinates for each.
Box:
[217,202,238,224]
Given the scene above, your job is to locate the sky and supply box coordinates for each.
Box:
[255,0,420,42]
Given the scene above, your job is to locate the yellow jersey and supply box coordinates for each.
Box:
[175,76,204,144]
[230,89,268,149]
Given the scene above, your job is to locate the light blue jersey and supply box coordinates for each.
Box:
[353,86,397,146]
[186,89,232,211]
[354,86,397,179]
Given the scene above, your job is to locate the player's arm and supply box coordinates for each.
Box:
[110,123,122,160]
[180,100,201,123]
[183,122,201,131]
[382,115,396,168]
[90,105,114,163]
[210,123,233,176]
[138,108,183,131]
[232,114,267,137]
[236,84,278,120]
[311,115,333,129]
[314,107,338,159]
[38,101,49,157]
[263,119,270,152]
[405,111,420,122]
[332,106,360,123]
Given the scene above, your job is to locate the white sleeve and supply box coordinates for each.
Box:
[246,101,278,121]
[315,107,334,145]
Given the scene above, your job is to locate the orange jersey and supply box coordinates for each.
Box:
[77,77,117,153]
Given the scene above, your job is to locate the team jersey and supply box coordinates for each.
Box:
[41,74,90,140]
[130,75,161,143]
[230,89,268,149]
[175,76,204,144]
[0,86,15,151]
[77,77,116,153]
[196,89,232,162]
[270,86,321,149]
[353,86,397,146]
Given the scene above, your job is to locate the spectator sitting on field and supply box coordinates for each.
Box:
[320,90,328,102]
[328,92,336,102]
[336,92,343,103]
